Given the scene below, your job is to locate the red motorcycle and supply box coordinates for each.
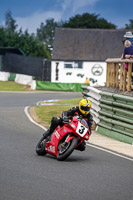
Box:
[36,116,91,161]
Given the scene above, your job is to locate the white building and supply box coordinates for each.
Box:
[51,28,126,86]
[51,61,106,86]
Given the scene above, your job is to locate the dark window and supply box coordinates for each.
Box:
[74,61,83,69]
[64,63,73,68]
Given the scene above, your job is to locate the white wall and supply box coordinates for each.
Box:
[51,61,106,86]
[15,74,36,90]
[15,74,32,85]
[0,72,10,81]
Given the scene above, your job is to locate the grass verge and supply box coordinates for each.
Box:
[34,98,82,126]
[0,81,31,91]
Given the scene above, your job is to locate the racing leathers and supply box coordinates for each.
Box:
[62,106,93,132]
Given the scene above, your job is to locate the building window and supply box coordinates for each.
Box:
[74,61,83,69]
[64,63,73,68]
[64,61,83,69]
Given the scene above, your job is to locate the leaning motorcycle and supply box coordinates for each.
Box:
[36,116,91,161]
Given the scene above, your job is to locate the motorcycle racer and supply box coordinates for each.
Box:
[43,98,93,151]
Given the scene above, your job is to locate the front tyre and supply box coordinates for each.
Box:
[57,138,78,161]
[36,137,47,156]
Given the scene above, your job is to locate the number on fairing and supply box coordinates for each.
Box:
[76,122,88,137]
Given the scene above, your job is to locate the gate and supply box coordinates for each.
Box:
[42,60,51,81]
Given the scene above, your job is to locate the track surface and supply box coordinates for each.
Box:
[0,92,133,200]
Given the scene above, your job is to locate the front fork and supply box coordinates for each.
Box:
[65,134,80,145]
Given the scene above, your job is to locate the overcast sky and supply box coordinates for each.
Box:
[0,0,133,33]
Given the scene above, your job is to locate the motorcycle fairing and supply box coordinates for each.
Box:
[45,116,90,156]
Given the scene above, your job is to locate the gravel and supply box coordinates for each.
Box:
[97,86,133,97]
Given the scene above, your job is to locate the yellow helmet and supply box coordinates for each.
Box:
[79,99,91,115]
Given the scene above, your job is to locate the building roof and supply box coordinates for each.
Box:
[0,47,25,55]
[52,28,133,61]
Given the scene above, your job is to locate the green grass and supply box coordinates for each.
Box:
[0,81,30,91]
[35,98,82,125]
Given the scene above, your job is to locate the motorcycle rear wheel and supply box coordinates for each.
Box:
[57,138,78,161]
[36,137,47,156]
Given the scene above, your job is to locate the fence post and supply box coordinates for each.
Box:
[106,58,133,92]
[127,63,132,92]
[116,63,119,87]
[106,62,110,87]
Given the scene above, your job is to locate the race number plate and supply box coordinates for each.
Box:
[76,122,88,137]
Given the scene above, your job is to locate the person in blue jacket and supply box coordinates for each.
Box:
[122,39,133,82]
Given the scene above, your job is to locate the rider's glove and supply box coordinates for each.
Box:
[63,116,69,123]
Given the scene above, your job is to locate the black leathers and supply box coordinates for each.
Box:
[62,106,93,132]
[47,106,93,135]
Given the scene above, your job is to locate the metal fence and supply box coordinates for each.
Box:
[1,53,51,81]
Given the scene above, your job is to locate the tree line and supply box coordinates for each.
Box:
[0,10,133,60]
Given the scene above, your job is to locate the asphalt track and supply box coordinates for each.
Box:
[0,92,133,200]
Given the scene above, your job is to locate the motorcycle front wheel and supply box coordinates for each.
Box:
[57,138,78,161]
[36,136,47,156]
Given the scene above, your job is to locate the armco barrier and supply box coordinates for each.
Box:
[82,86,133,144]
[82,85,101,124]
[36,81,88,92]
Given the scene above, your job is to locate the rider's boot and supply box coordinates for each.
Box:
[43,127,52,140]
[76,141,86,151]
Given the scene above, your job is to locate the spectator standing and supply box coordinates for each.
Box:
[122,40,131,71]
[84,77,90,84]
[123,39,133,83]
[123,31,133,46]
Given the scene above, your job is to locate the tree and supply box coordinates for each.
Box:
[5,10,18,33]
[1,11,117,60]
[18,30,50,59]
[62,13,116,29]
[0,27,6,46]
[36,18,60,45]
[125,19,133,29]
[0,11,50,59]
[36,18,62,59]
